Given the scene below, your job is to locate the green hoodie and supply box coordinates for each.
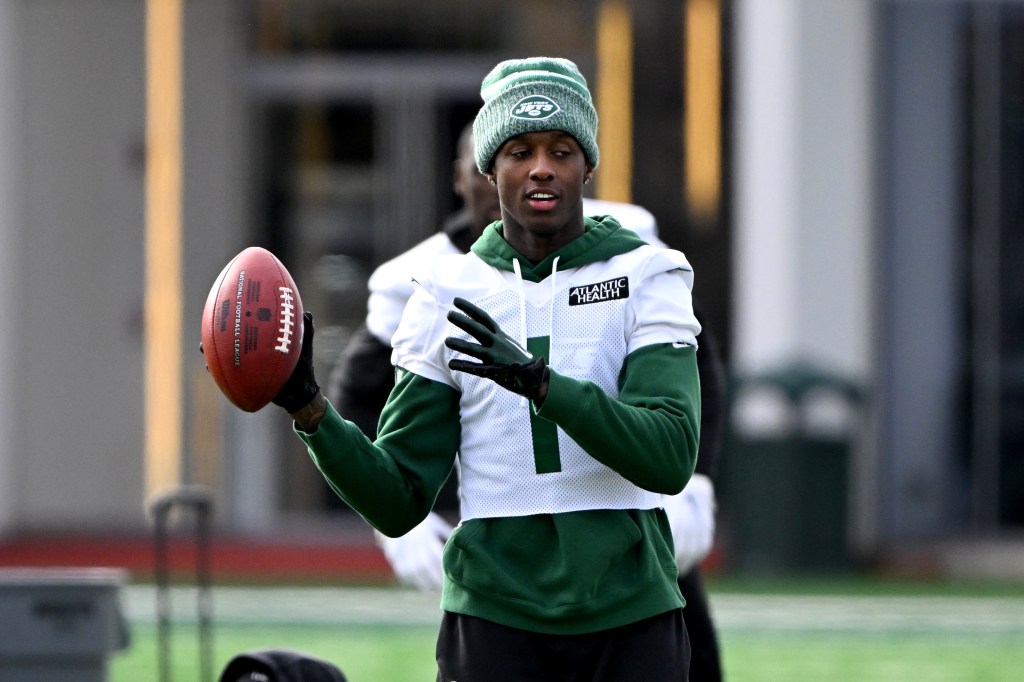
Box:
[298,216,701,635]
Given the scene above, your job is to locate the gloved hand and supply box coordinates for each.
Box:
[271,311,321,413]
[444,297,548,399]
[664,473,717,574]
[375,512,453,591]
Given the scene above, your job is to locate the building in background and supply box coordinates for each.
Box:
[0,0,1020,579]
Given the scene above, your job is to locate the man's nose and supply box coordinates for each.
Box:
[529,156,555,181]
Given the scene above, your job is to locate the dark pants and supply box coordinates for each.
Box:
[436,609,690,682]
[678,568,723,682]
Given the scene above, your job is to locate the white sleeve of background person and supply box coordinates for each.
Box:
[390,252,501,387]
[366,232,462,345]
[664,473,717,574]
[582,198,668,248]
[374,512,453,591]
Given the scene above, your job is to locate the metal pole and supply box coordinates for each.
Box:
[153,500,171,682]
[970,5,1003,531]
[149,485,215,682]
[196,493,213,682]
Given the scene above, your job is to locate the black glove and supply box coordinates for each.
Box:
[272,311,321,413]
[444,297,548,399]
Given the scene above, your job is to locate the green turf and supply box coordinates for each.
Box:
[110,624,1024,682]
[109,576,1024,681]
[719,630,1024,682]
[111,623,438,681]
[708,573,1024,598]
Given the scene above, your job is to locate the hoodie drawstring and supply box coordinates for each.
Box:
[512,256,559,409]
[512,259,529,408]
[511,258,528,351]
[547,256,559,372]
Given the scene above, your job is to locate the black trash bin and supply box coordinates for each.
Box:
[721,362,861,574]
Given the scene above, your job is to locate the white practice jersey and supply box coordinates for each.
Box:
[391,242,698,520]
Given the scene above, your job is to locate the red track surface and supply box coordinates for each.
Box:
[0,527,726,584]
[0,532,393,584]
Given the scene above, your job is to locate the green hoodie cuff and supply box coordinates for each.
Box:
[533,369,588,424]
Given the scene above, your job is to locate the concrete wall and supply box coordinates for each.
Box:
[16,0,147,530]
[0,0,24,534]
[0,0,247,532]
[875,2,967,542]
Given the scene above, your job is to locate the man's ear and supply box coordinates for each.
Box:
[584,166,594,185]
[453,160,466,197]
[485,171,497,186]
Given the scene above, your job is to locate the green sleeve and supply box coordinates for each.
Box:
[296,369,460,537]
[535,342,700,494]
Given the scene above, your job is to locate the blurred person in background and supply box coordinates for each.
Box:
[328,116,726,681]
[271,56,701,680]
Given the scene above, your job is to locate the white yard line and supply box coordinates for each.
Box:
[709,594,1024,634]
[125,585,443,627]
[121,586,1024,635]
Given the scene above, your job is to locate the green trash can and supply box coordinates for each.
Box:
[721,362,861,574]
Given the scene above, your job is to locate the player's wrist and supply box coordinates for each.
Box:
[290,392,326,432]
[532,364,550,405]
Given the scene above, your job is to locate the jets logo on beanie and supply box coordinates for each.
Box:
[473,57,600,173]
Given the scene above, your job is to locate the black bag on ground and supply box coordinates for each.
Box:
[218,648,347,682]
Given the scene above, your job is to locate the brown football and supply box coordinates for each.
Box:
[201,246,303,412]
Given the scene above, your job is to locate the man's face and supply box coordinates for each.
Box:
[487,130,593,241]
[454,149,500,238]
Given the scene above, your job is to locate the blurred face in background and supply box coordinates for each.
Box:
[454,130,501,239]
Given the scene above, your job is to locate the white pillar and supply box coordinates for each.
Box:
[733,0,802,373]
[732,0,874,379]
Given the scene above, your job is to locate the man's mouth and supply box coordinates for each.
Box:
[527,191,557,211]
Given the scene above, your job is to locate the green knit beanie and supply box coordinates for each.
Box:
[473,56,600,173]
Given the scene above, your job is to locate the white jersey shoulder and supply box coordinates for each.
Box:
[366,232,461,345]
[402,244,695,335]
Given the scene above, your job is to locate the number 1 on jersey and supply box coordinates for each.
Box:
[527,336,560,474]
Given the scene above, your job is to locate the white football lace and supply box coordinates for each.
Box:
[275,286,296,353]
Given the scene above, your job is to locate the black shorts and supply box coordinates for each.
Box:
[435,609,690,682]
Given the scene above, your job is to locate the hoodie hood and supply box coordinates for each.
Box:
[470,215,649,283]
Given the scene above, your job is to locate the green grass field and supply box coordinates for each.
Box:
[113,623,438,680]
[110,576,1024,681]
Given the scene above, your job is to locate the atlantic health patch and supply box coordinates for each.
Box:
[568,277,629,306]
